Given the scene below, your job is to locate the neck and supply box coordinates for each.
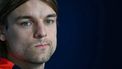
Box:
[8,55,45,69]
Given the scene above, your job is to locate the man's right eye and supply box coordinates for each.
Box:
[19,21,32,27]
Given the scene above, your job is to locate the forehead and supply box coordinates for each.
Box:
[8,0,56,19]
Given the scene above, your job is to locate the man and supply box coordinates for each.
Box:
[0,0,57,69]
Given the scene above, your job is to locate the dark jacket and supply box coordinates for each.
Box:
[12,65,21,69]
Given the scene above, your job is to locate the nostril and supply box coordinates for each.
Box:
[34,32,47,39]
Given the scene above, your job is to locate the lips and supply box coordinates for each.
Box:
[35,43,49,48]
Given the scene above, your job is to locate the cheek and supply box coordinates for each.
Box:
[47,26,57,41]
[6,26,32,42]
[5,27,32,56]
[47,26,57,49]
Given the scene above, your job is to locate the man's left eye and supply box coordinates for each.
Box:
[45,19,55,25]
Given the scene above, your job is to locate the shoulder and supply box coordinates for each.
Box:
[0,57,14,69]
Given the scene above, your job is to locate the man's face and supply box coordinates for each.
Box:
[4,0,57,63]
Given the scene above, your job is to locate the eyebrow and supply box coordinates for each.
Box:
[15,13,57,21]
[15,16,31,22]
[46,14,57,18]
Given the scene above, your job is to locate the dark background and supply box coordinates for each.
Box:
[46,0,122,69]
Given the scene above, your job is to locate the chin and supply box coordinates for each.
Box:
[28,56,51,64]
[24,45,56,64]
[25,52,53,64]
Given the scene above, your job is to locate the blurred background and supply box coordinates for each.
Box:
[46,0,122,69]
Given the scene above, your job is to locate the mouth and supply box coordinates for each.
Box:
[35,43,49,48]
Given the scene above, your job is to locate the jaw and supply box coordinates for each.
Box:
[8,54,46,69]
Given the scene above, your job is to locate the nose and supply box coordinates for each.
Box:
[33,22,47,39]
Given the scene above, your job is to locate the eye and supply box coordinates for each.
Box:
[19,21,32,27]
[45,19,55,25]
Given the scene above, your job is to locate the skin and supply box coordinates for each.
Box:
[0,0,57,69]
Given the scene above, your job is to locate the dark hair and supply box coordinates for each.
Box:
[0,0,57,58]
[0,0,57,25]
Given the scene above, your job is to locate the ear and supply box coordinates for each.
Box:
[0,25,6,41]
[0,34,6,41]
